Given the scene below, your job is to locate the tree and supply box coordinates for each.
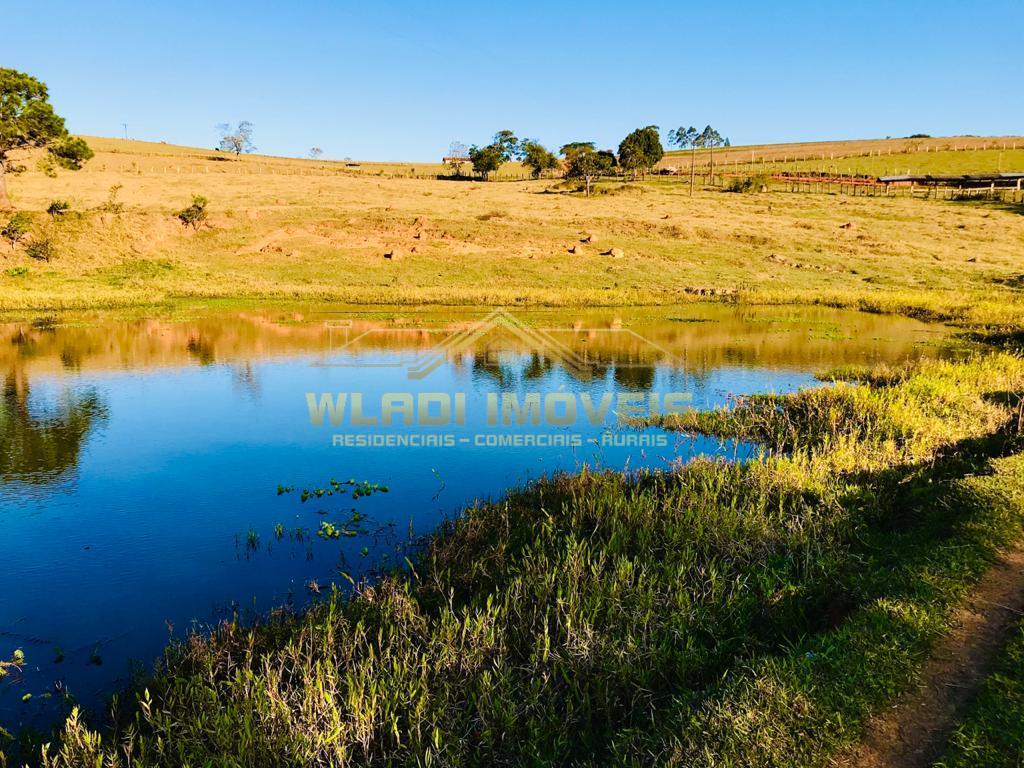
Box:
[696,125,725,179]
[308,147,323,159]
[468,144,505,180]
[217,121,256,156]
[519,140,560,179]
[668,125,699,196]
[618,125,663,180]
[1,212,31,249]
[468,130,520,180]
[561,142,616,197]
[0,68,93,209]
[446,141,469,176]
[493,130,522,160]
[176,194,209,230]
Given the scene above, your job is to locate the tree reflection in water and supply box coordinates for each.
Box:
[0,371,108,486]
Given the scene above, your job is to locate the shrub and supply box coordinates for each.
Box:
[176,195,209,230]
[98,184,124,214]
[26,238,55,262]
[725,174,771,193]
[4,266,29,278]
[1,212,31,249]
[47,200,70,218]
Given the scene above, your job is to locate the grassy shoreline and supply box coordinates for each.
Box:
[14,346,1022,766]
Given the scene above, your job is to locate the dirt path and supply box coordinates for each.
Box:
[836,547,1024,768]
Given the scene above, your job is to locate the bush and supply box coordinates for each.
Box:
[1,213,31,249]
[176,195,209,230]
[98,184,124,214]
[26,238,55,262]
[725,174,771,193]
[4,266,29,278]
[47,200,70,218]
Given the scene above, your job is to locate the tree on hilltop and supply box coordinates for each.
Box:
[468,130,521,180]
[618,125,663,180]
[561,142,616,197]
[696,125,725,177]
[668,125,699,196]
[519,140,560,179]
[218,121,256,156]
[0,68,93,209]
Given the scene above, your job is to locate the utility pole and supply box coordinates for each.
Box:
[122,123,128,141]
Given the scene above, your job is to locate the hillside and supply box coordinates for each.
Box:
[72,134,1024,181]
[1,135,1022,324]
[661,134,1024,176]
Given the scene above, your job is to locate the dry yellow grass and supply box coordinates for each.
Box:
[1,136,1022,322]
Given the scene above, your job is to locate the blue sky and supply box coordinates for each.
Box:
[10,1,1023,161]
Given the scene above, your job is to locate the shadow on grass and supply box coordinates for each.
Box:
[605,417,1024,765]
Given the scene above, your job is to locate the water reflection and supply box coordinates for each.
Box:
[0,303,956,733]
[0,371,107,485]
[0,303,954,380]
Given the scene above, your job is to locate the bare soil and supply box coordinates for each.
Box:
[836,547,1024,768]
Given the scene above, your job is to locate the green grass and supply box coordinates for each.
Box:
[22,351,1024,767]
[723,148,1024,178]
[938,618,1024,767]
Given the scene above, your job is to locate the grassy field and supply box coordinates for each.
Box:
[2,136,1023,329]
[662,134,1024,175]
[709,148,1024,180]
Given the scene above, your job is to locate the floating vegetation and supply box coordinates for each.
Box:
[1,648,25,681]
[276,485,294,495]
[352,481,388,499]
[273,523,285,540]
[316,521,358,540]
[246,528,260,550]
[316,521,340,540]
[291,478,389,504]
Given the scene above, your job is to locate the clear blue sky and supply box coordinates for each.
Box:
[10,0,1023,161]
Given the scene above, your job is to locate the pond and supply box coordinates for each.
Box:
[0,302,957,732]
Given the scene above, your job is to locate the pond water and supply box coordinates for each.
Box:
[0,303,957,732]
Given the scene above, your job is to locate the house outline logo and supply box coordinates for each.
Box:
[318,308,679,380]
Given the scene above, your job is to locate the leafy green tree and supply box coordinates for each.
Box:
[217,121,256,156]
[561,142,616,197]
[520,140,560,179]
[468,144,505,180]
[618,125,663,179]
[0,68,93,209]
[492,130,521,160]
[468,131,521,180]
[668,125,699,196]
